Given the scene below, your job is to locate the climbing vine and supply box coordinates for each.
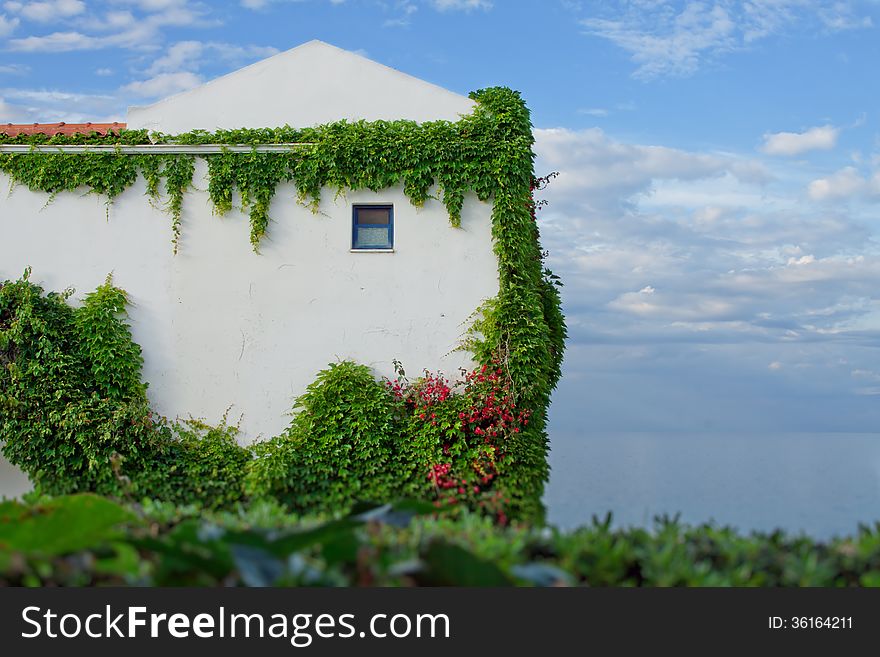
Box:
[0,88,566,521]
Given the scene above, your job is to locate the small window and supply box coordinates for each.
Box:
[352,204,393,250]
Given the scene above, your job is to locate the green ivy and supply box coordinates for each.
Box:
[159,418,251,509]
[162,155,196,253]
[75,274,146,401]
[246,361,409,512]
[0,272,161,497]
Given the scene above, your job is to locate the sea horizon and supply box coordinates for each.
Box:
[545,430,880,541]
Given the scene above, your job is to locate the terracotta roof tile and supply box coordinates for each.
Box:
[1,122,126,137]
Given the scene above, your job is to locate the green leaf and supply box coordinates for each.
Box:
[417,539,513,586]
[0,494,135,556]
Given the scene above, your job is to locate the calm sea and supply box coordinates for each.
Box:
[544,431,880,540]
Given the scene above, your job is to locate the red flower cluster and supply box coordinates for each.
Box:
[460,364,530,444]
[386,370,452,427]
[384,358,530,524]
[426,462,469,501]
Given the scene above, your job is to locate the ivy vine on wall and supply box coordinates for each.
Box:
[0,88,566,521]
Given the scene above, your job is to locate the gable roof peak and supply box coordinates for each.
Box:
[126,39,475,133]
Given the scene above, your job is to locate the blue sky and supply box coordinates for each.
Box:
[2,0,880,433]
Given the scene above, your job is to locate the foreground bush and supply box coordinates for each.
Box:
[2,494,880,587]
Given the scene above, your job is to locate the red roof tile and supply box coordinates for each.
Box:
[1,122,126,137]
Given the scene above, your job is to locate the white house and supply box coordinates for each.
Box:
[0,40,499,465]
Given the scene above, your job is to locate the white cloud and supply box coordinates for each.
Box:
[82,10,137,31]
[144,40,278,76]
[819,1,873,30]
[787,254,816,266]
[146,39,204,74]
[808,167,880,201]
[7,2,214,52]
[761,125,840,156]
[121,71,203,98]
[431,0,492,10]
[240,0,347,9]
[582,3,738,78]
[534,127,770,212]
[0,87,123,121]
[2,88,117,107]
[95,67,114,76]
[851,369,880,388]
[609,287,738,321]
[739,0,807,42]
[118,40,278,98]
[580,1,873,79]
[578,107,609,117]
[531,123,880,368]
[8,30,99,51]
[0,63,28,74]
[724,253,880,288]
[241,0,485,20]
[4,0,85,22]
[0,96,26,121]
[113,0,198,10]
[0,12,19,36]
[383,0,417,27]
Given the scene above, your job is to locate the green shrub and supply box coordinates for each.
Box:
[246,361,408,512]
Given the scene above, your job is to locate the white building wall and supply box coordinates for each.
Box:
[0,168,498,443]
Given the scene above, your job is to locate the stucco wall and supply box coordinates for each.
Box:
[0,453,31,499]
[0,166,498,443]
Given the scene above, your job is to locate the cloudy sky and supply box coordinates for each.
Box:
[2,0,879,433]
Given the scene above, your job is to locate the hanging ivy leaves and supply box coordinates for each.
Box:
[162,154,195,253]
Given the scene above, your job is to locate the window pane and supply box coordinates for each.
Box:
[357,208,390,225]
[355,226,391,249]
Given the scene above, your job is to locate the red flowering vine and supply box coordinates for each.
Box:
[384,355,529,525]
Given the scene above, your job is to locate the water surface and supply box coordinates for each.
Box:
[544,432,880,540]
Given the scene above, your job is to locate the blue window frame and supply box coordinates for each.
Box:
[352,204,393,250]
